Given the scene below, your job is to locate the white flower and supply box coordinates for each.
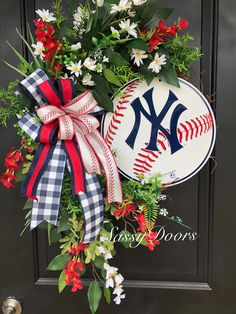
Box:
[148,53,166,73]
[110,26,120,39]
[113,285,124,296]
[133,0,147,5]
[158,194,167,201]
[71,42,82,51]
[114,294,126,305]
[32,41,45,59]
[127,9,136,17]
[110,0,132,14]
[104,264,118,277]
[106,278,114,288]
[84,57,96,71]
[130,48,148,66]
[159,208,169,216]
[115,274,124,285]
[92,0,104,7]
[103,56,109,63]
[66,61,83,77]
[82,73,95,86]
[119,19,138,38]
[73,7,84,23]
[97,246,113,260]
[35,9,56,22]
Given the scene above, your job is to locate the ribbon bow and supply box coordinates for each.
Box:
[19,69,122,243]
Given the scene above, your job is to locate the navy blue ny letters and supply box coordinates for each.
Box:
[125,88,187,154]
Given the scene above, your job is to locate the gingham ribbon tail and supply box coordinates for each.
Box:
[18,69,122,242]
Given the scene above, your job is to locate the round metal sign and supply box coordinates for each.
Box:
[102,78,216,185]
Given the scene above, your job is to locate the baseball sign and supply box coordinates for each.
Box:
[102,78,216,185]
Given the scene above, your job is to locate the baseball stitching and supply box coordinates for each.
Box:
[105,79,141,147]
[133,113,215,177]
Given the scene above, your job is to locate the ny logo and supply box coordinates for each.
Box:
[126,88,187,154]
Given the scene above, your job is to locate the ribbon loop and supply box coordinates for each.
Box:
[19,69,122,243]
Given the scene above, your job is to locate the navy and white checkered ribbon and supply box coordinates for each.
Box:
[19,69,106,242]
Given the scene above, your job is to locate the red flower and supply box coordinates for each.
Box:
[148,34,163,52]
[158,19,169,33]
[169,24,178,36]
[114,203,136,217]
[1,148,24,189]
[64,258,84,293]
[135,213,146,233]
[147,17,189,52]
[69,243,88,255]
[144,232,160,251]
[179,18,189,30]
[33,18,62,62]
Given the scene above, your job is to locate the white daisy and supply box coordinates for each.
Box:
[82,73,95,86]
[133,0,147,5]
[110,0,132,14]
[130,48,148,66]
[35,9,56,22]
[119,19,138,38]
[31,41,45,59]
[71,42,82,51]
[127,9,136,17]
[83,57,96,71]
[66,61,83,77]
[148,53,167,73]
[110,26,120,39]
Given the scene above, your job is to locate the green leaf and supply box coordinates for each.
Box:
[103,68,122,87]
[125,39,148,52]
[93,256,105,269]
[87,280,102,314]
[23,199,33,210]
[120,230,134,249]
[1,58,27,77]
[6,41,34,73]
[57,213,71,233]
[103,287,111,304]
[92,73,113,94]
[93,90,113,112]
[105,49,129,66]
[58,271,67,294]
[139,64,156,85]
[47,254,71,271]
[48,223,52,246]
[146,8,173,28]
[16,28,41,68]
[50,228,61,243]
[159,63,180,87]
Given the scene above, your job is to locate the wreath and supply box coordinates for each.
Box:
[0,0,212,313]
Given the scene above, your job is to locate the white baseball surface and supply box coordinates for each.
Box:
[101,78,216,185]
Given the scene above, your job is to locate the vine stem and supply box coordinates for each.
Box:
[164,216,191,230]
[91,262,105,285]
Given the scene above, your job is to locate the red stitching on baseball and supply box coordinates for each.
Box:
[133,113,214,178]
[105,80,141,147]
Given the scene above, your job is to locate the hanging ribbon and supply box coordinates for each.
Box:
[19,69,122,243]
